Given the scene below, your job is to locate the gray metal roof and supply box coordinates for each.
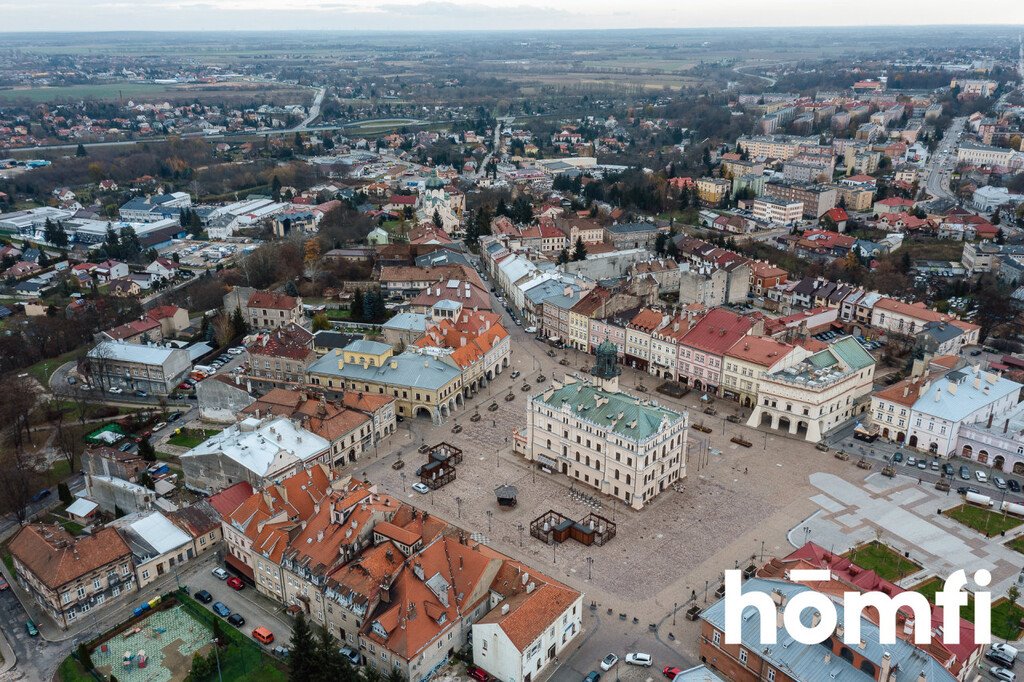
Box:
[309,351,460,391]
[701,578,955,682]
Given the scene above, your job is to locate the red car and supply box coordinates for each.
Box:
[467,666,490,682]
[0,576,8,591]
[227,576,244,591]
[662,667,682,679]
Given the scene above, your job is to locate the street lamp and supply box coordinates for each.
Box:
[585,556,593,581]
[455,496,462,519]
[211,638,223,682]
[400,472,406,492]
[486,510,492,533]
[517,523,524,548]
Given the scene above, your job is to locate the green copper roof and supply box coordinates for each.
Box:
[829,336,874,371]
[534,381,682,441]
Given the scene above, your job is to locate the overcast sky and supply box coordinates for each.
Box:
[1,0,1023,32]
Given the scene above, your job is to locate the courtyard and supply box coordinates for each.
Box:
[91,605,212,682]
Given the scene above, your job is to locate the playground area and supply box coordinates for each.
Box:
[91,605,212,682]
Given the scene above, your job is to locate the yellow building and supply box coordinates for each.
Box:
[696,177,731,206]
[307,341,464,424]
[721,337,808,408]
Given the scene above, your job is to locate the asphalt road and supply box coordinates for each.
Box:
[923,116,966,203]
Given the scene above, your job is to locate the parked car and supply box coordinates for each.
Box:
[600,654,619,671]
[0,576,8,591]
[943,463,954,477]
[991,643,1019,660]
[930,460,940,471]
[510,371,521,379]
[135,390,148,398]
[907,456,917,467]
[339,647,362,666]
[995,477,1008,490]
[976,470,989,483]
[67,376,77,385]
[25,620,38,636]
[1009,479,1021,493]
[252,627,274,645]
[989,666,1015,682]
[662,667,683,679]
[892,451,903,463]
[625,653,652,667]
[169,411,183,421]
[467,666,490,682]
[212,567,229,580]
[412,482,430,494]
[212,602,231,618]
[917,460,927,470]
[987,650,1015,667]
[109,387,123,394]
[29,488,51,503]
[583,673,601,682]
[153,422,167,432]
[194,590,213,604]
[227,576,244,590]
[227,613,246,627]
[960,465,971,480]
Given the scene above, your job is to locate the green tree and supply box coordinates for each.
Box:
[289,612,317,682]
[272,175,283,201]
[654,232,667,255]
[372,291,387,321]
[572,237,587,261]
[76,143,87,157]
[362,290,377,322]
[432,209,443,230]
[58,481,72,504]
[350,288,364,322]
[77,643,94,671]
[188,651,212,681]
[138,436,156,462]
[118,226,142,260]
[313,626,347,682]
[294,132,303,149]
[556,248,570,265]
[312,313,331,331]
[231,307,248,339]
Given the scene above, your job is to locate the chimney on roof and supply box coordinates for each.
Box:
[878,653,892,681]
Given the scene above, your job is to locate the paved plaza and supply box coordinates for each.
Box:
[797,470,1024,594]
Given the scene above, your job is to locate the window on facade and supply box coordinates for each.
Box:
[739,649,748,665]
[712,630,721,645]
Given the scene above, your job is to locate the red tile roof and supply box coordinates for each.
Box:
[207,482,254,518]
[725,336,797,368]
[679,308,753,356]
[247,290,298,311]
[9,524,132,590]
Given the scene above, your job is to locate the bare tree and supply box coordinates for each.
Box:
[0,450,41,527]
[0,374,38,452]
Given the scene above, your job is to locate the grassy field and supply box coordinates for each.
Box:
[914,576,977,622]
[992,599,1024,640]
[945,504,1024,536]
[323,308,352,321]
[1006,536,1024,554]
[26,348,86,385]
[167,428,221,449]
[844,541,921,582]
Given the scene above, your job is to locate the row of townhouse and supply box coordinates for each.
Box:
[217,466,583,682]
[870,363,1024,458]
[766,277,980,349]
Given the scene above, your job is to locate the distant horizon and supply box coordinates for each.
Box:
[3,1,1024,34]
